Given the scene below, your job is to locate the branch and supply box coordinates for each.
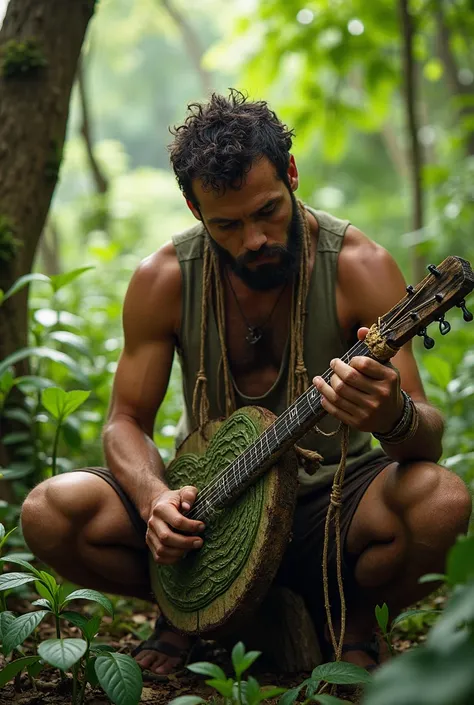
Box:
[77,56,109,194]
[399,0,426,283]
[160,0,212,96]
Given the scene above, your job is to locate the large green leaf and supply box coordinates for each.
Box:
[0,573,37,591]
[0,611,16,643]
[0,347,89,386]
[0,656,41,688]
[41,387,90,421]
[50,267,94,293]
[38,638,87,671]
[62,589,113,616]
[48,331,93,359]
[95,652,143,705]
[446,534,474,586]
[390,609,440,630]
[311,662,373,685]
[187,661,226,680]
[1,274,51,303]
[0,556,42,578]
[3,611,49,655]
[13,375,56,392]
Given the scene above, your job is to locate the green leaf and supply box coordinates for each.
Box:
[35,580,56,603]
[48,331,93,359]
[246,676,263,705]
[204,678,234,697]
[390,609,440,630]
[0,573,37,591]
[423,356,452,390]
[447,534,474,586]
[41,388,90,422]
[0,369,14,395]
[3,611,49,655]
[37,571,60,602]
[14,375,56,392]
[31,598,52,610]
[0,524,4,542]
[38,638,87,671]
[231,641,246,673]
[0,347,90,386]
[168,698,206,705]
[310,696,346,704]
[95,652,143,705]
[375,602,389,635]
[0,466,34,481]
[187,661,226,680]
[62,589,113,616]
[0,556,42,578]
[259,686,288,701]
[2,274,51,303]
[27,659,45,679]
[0,656,41,688]
[50,266,94,293]
[311,661,373,685]
[86,655,100,687]
[418,573,447,584]
[235,650,261,677]
[83,615,102,642]
[60,611,90,632]
[279,685,304,705]
[0,611,16,644]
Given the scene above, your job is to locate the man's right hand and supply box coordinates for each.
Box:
[145,486,205,565]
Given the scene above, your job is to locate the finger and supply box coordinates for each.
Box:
[329,372,370,405]
[357,327,370,341]
[180,485,198,513]
[319,395,356,426]
[350,356,389,381]
[156,502,205,535]
[322,379,361,415]
[149,517,204,551]
[329,359,373,393]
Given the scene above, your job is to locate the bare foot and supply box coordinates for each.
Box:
[134,627,192,675]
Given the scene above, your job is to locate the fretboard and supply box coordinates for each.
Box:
[189,340,372,522]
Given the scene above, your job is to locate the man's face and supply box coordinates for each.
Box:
[190,157,302,291]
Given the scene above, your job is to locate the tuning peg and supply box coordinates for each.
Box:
[418,327,435,349]
[427,264,441,277]
[457,299,473,322]
[437,315,451,335]
[406,285,415,295]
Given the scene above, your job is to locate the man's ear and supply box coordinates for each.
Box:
[186,198,202,221]
[287,155,299,191]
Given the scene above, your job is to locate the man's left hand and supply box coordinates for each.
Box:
[313,327,404,435]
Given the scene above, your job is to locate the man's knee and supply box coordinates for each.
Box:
[21,473,104,555]
[388,462,472,548]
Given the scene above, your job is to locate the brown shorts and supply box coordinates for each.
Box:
[80,451,393,628]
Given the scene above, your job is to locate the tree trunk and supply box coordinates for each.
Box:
[0,0,96,368]
[399,0,426,285]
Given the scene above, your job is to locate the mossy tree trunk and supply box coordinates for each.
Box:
[0,0,96,368]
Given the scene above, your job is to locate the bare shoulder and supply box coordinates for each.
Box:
[123,241,182,342]
[338,225,407,325]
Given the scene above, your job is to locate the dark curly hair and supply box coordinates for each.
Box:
[168,89,295,207]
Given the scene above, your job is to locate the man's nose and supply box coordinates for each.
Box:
[242,224,267,252]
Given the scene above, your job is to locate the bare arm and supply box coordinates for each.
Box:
[315,227,444,463]
[102,244,205,563]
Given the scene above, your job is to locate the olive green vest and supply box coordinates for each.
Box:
[172,206,383,496]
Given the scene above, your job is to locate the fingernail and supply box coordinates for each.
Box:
[330,359,335,367]
[198,524,205,532]
[193,540,202,549]
[182,502,191,511]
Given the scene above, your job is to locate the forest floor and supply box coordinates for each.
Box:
[0,591,445,705]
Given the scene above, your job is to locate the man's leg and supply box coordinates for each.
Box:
[343,460,472,666]
[21,471,190,674]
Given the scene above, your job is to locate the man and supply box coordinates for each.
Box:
[21,90,471,676]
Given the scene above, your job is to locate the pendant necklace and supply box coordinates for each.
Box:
[225,270,289,345]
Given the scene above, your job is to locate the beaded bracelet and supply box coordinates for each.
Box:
[373,390,419,445]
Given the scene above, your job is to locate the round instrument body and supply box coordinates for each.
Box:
[149,406,298,636]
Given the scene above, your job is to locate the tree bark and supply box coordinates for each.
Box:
[0,0,96,367]
[399,0,426,284]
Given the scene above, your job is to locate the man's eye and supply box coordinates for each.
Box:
[260,206,276,217]
[219,222,237,231]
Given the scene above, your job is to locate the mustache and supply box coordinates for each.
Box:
[237,243,289,266]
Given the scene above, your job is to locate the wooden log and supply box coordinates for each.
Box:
[225,585,322,673]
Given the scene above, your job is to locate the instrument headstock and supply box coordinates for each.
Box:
[380,257,474,351]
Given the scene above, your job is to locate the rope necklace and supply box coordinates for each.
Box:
[225,268,289,345]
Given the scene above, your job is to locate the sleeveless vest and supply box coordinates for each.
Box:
[172,206,383,496]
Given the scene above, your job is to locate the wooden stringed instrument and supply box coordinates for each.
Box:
[149,256,474,635]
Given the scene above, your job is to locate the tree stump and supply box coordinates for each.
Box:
[224,585,322,673]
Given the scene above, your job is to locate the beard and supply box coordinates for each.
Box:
[206,192,303,292]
